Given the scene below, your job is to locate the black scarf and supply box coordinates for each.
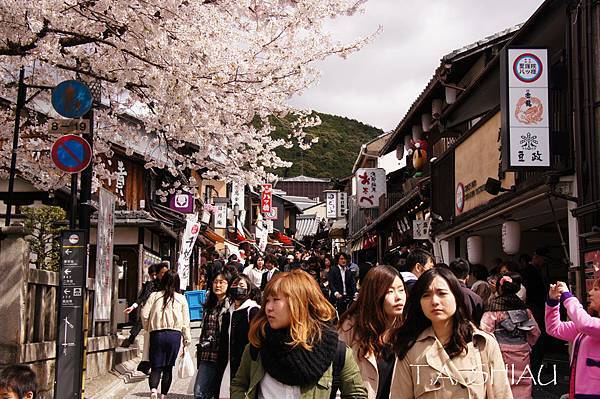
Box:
[487,294,528,312]
[260,324,338,386]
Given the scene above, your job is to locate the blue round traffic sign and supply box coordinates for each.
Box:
[51,134,92,173]
[51,80,93,118]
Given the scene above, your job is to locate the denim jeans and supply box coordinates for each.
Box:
[194,361,220,399]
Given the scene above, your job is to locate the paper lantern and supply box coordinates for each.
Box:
[412,124,423,141]
[502,221,521,255]
[467,236,483,265]
[421,113,433,132]
[396,144,404,160]
[432,99,444,119]
[445,86,459,104]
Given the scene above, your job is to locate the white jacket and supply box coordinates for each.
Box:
[141,291,192,344]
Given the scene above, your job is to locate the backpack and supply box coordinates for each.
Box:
[249,339,346,398]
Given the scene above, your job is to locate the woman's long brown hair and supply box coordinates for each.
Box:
[338,265,404,358]
[248,269,336,350]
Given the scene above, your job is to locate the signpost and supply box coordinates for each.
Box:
[55,230,87,399]
[51,134,92,174]
[51,80,93,119]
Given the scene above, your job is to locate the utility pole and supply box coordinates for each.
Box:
[5,68,27,226]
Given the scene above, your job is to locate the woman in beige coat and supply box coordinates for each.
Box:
[390,267,512,399]
[338,265,406,399]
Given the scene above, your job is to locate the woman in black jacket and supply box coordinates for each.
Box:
[218,274,261,397]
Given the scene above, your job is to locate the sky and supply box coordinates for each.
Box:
[288,0,546,132]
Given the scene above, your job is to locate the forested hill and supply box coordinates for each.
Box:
[273,112,384,179]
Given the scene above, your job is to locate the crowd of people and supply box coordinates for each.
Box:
[2,246,599,399]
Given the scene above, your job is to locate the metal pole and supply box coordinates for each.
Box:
[79,108,93,231]
[70,174,78,229]
[5,68,27,226]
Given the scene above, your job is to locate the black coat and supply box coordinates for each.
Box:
[327,266,357,300]
[220,301,260,381]
[260,268,280,290]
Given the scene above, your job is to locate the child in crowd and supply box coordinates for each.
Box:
[0,365,37,399]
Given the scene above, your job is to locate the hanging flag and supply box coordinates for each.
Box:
[177,213,200,290]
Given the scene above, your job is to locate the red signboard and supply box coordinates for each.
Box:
[260,184,272,213]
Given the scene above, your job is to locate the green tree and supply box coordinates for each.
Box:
[22,206,67,271]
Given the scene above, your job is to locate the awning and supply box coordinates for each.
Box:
[202,229,225,243]
[273,231,293,246]
[296,215,320,240]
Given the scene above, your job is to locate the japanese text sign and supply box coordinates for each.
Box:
[326,191,338,219]
[177,213,200,290]
[214,202,227,229]
[230,182,245,211]
[355,168,387,209]
[94,188,115,321]
[260,184,272,213]
[503,48,550,169]
[337,192,348,217]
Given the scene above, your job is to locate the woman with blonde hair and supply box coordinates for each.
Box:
[231,269,367,399]
[338,265,405,399]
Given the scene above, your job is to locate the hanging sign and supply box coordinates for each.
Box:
[337,192,348,217]
[94,189,115,321]
[413,219,430,240]
[355,168,387,208]
[230,182,245,211]
[51,80,93,118]
[51,134,92,173]
[214,202,227,229]
[260,184,272,213]
[325,191,338,219]
[170,193,194,213]
[502,48,550,170]
[177,213,200,290]
[264,206,278,221]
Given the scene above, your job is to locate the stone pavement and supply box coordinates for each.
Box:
[122,326,200,399]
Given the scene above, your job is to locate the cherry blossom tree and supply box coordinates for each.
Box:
[0,0,377,195]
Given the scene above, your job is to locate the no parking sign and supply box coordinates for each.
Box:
[51,134,92,173]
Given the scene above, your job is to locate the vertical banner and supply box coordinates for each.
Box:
[355,168,387,208]
[214,202,227,229]
[260,184,272,213]
[337,192,348,217]
[255,217,269,252]
[502,48,550,170]
[326,191,338,219]
[94,188,115,321]
[177,213,200,290]
[230,182,245,211]
[55,230,87,399]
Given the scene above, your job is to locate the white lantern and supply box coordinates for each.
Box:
[432,99,444,119]
[502,221,521,255]
[445,86,459,104]
[396,144,404,160]
[421,113,432,132]
[412,124,423,141]
[467,236,483,265]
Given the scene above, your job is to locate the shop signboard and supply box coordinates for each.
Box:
[170,193,194,213]
[337,192,348,217]
[264,206,278,221]
[260,184,272,213]
[94,188,115,321]
[501,48,550,170]
[230,182,245,211]
[355,168,386,209]
[325,191,338,219]
[413,219,430,240]
[214,201,228,229]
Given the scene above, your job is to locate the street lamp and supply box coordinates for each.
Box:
[233,203,240,242]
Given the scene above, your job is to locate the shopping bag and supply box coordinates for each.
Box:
[177,347,195,379]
